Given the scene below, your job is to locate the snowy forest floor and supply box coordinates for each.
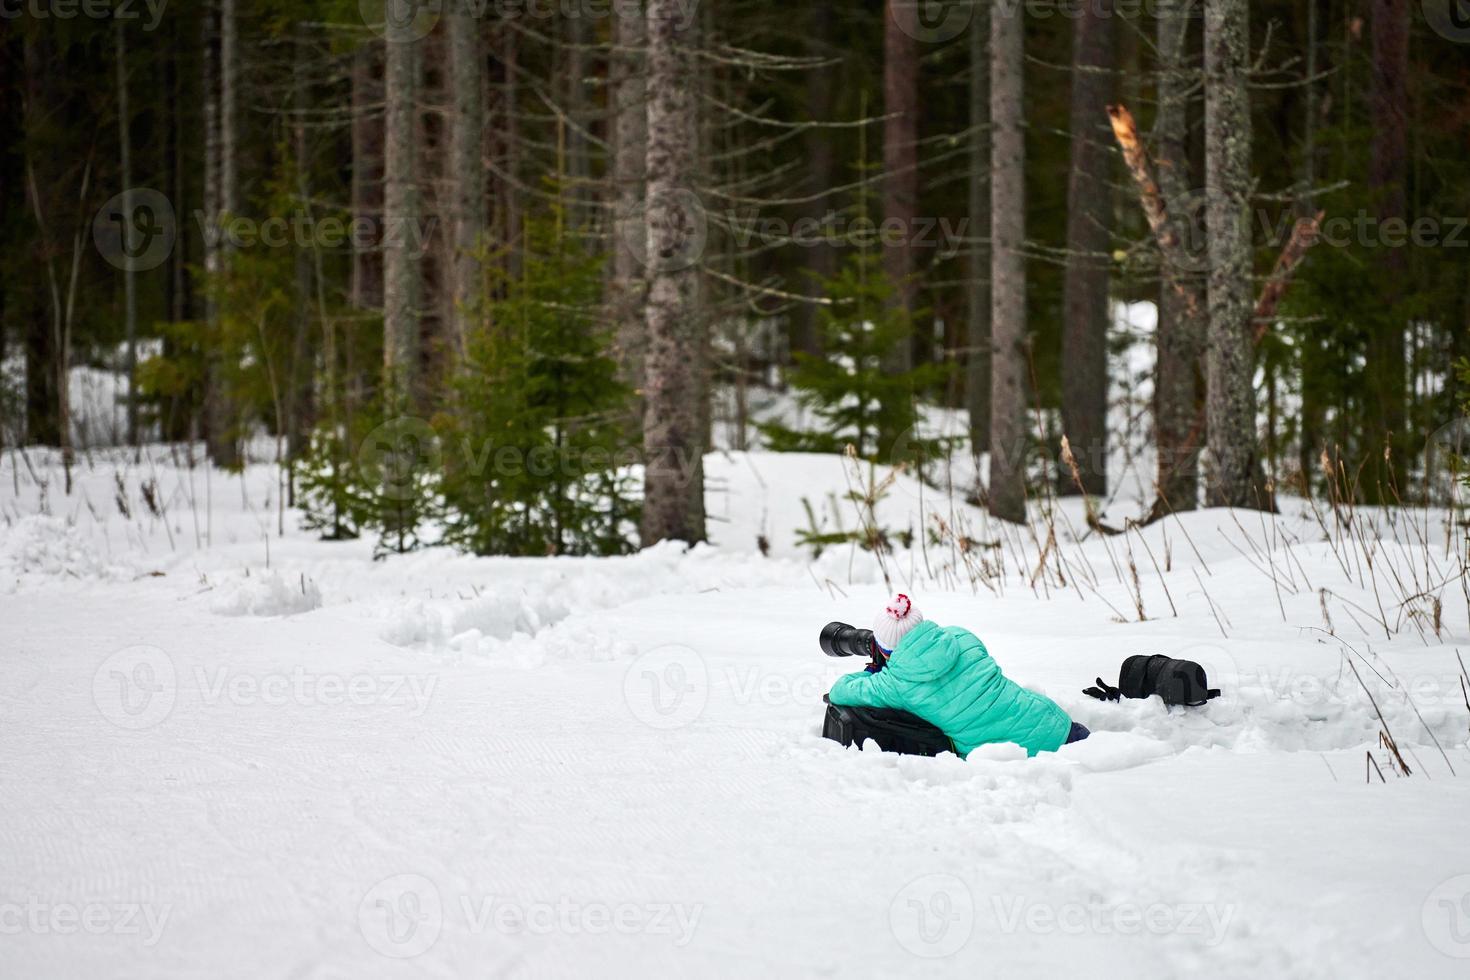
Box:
[4,444,1470,978]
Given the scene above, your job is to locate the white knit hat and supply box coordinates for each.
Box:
[873,593,924,653]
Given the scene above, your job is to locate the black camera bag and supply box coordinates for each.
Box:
[821,698,954,756]
[1118,654,1220,707]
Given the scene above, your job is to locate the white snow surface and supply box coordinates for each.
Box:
[3,444,1470,978]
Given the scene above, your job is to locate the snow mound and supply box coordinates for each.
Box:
[210,569,324,617]
[0,515,121,584]
[378,587,569,648]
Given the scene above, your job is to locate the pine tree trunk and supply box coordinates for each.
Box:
[115,18,138,448]
[1153,0,1205,513]
[0,36,7,449]
[610,1,647,391]
[351,44,385,312]
[881,0,918,374]
[449,0,483,362]
[1059,0,1115,496]
[1203,0,1261,508]
[1367,0,1408,497]
[203,0,239,468]
[564,12,591,224]
[989,1,1027,523]
[794,1,838,360]
[966,6,991,456]
[289,29,314,465]
[501,23,521,278]
[640,0,706,547]
[1296,0,1321,491]
[19,39,60,448]
[221,0,238,223]
[383,31,421,404]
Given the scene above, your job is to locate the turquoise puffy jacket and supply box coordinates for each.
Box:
[827,620,1072,757]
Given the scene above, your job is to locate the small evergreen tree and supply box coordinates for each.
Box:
[440,205,638,556]
[761,250,949,462]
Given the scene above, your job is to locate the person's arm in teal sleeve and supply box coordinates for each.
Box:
[829,668,897,709]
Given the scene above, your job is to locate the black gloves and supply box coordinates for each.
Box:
[1083,677,1121,702]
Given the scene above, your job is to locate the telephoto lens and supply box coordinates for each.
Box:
[818,622,877,659]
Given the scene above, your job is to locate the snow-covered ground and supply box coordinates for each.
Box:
[4,441,1470,979]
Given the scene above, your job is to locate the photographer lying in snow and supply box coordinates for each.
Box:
[826,594,1089,757]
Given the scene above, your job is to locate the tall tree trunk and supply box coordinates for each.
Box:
[640,0,706,546]
[351,44,385,312]
[203,0,240,468]
[115,18,138,448]
[288,29,314,466]
[882,0,918,373]
[1203,0,1261,507]
[383,30,422,403]
[19,34,60,451]
[794,1,838,359]
[449,0,484,362]
[1296,0,1320,490]
[564,11,591,225]
[501,22,520,277]
[989,0,1027,523]
[966,5,991,456]
[610,1,647,391]
[167,12,193,443]
[0,32,12,449]
[1367,0,1408,497]
[416,28,447,389]
[1153,0,1205,513]
[1060,0,1116,496]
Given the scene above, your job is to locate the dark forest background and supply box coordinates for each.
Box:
[1,0,1468,555]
